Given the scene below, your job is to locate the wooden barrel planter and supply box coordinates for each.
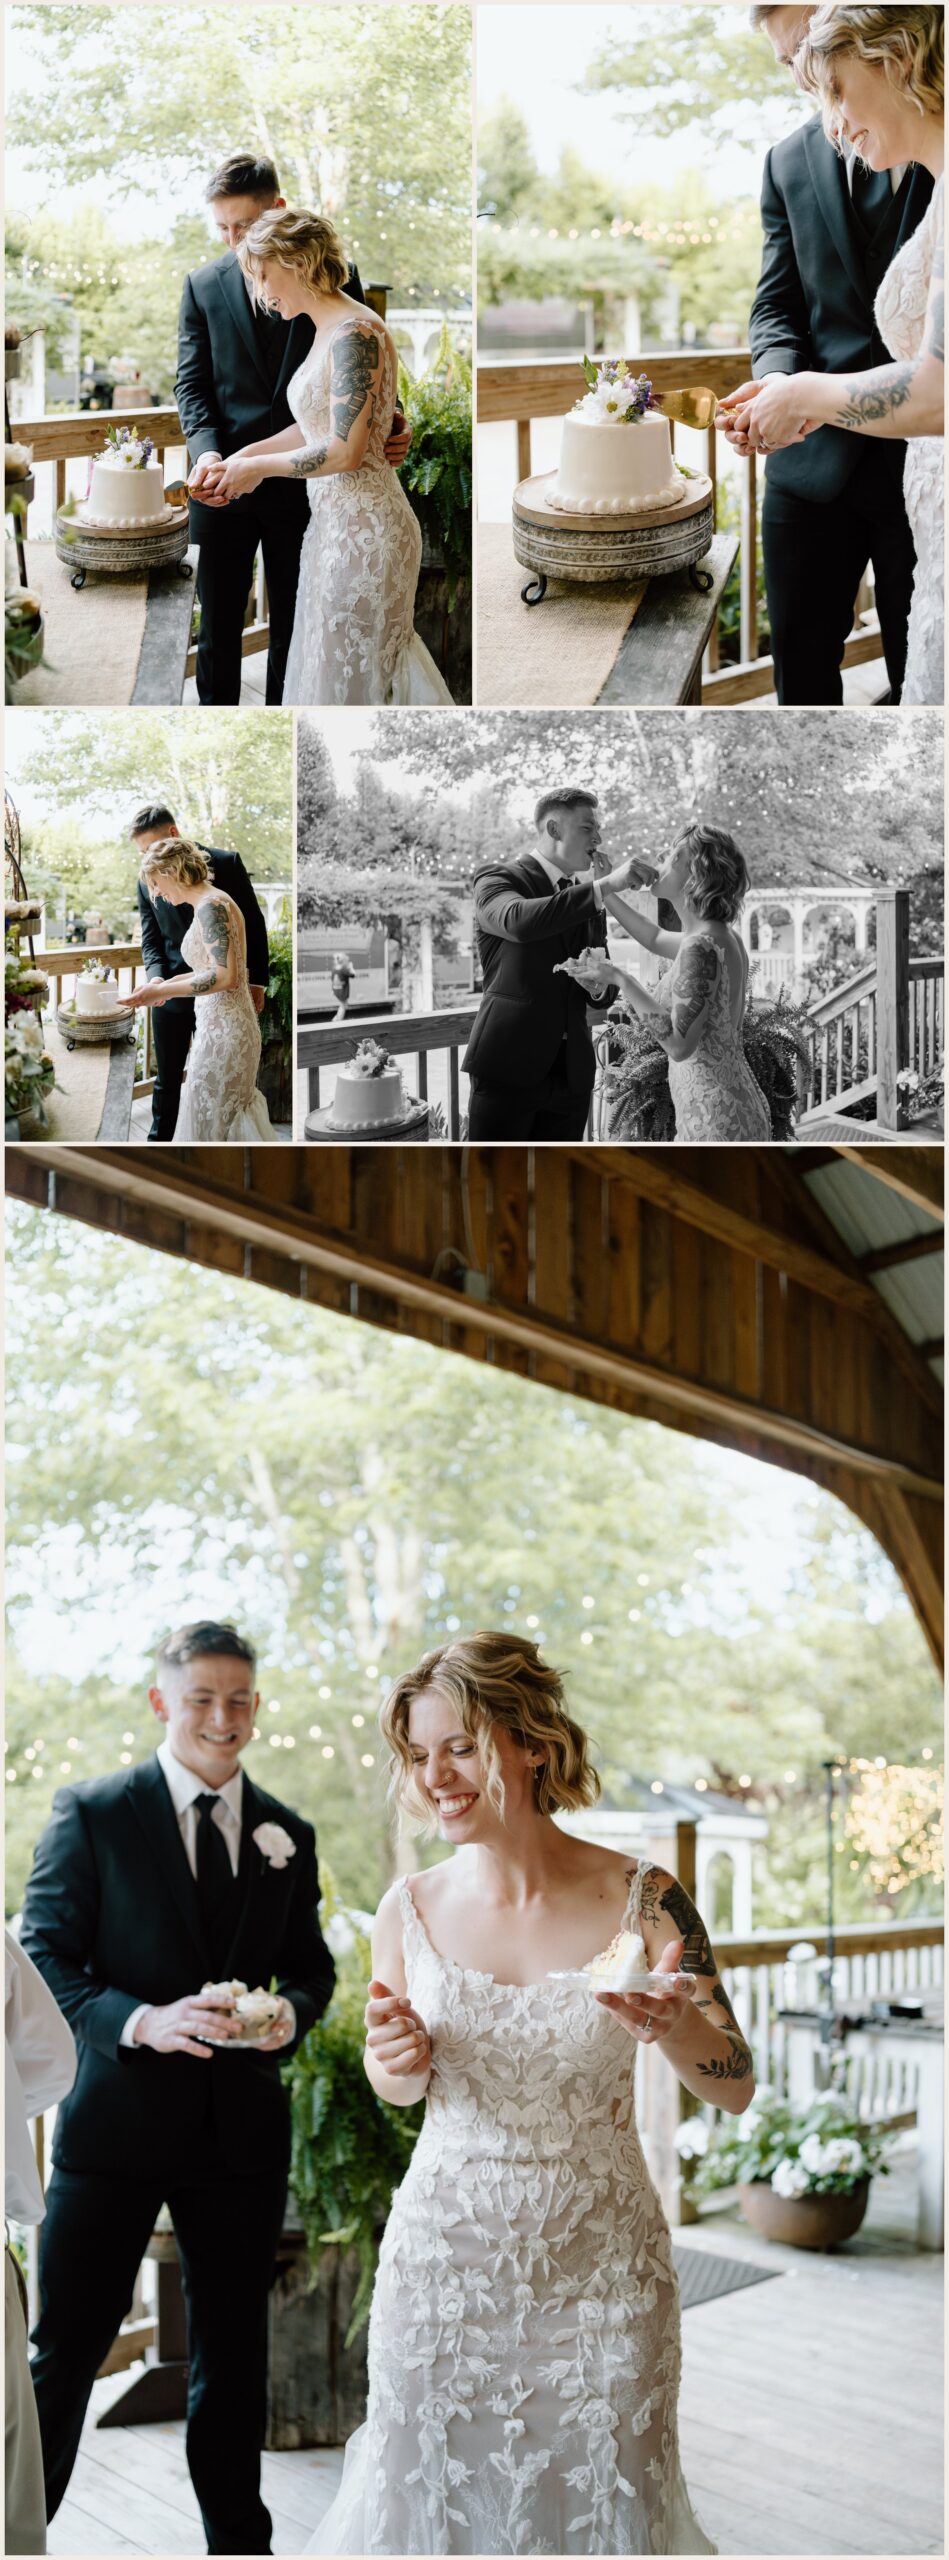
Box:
[266,2219,371,2450]
[415,529,471,705]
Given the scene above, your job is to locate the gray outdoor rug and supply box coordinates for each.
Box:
[672,2243,783,2311]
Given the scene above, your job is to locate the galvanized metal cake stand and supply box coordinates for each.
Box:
[57,1002,137,1054]
[53,504,191,592]
[512,471,715,606]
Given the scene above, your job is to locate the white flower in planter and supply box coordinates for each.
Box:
[817,2135,866,2178]
[799,2132,830,2175]
[771,2157,811,2199]
[252,1821,296,1869]
[674,2119,709,2160]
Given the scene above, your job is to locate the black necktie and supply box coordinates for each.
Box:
[851,161,894,234]
[194,1793,237,1973]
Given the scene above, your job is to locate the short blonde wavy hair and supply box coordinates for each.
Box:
[800,5,944,126]
[238,208,350,303]
[138,835,210,892]
[675,824,750,924]
[380,1631,601,1833]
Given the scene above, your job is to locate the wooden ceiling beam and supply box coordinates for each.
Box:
[758,1155,944,1417]
[10,1145,943,1506]
[858,1230,944,1275]
[832,1147,944,1217]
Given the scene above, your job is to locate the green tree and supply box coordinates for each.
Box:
[8,710,295,905]
[582,6,806,154]
[478,98,543,226]
[5,1204,942,1930]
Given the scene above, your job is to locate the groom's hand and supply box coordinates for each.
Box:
[250,984,266,1016]
[133,1989,244,2059]
[384,410,413,468]
[188,453,231,509]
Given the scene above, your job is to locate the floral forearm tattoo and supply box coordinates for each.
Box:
[290,443,330,479]
[189,967,217,996]
[833,361,915,428]
[201,899,231,974]
[331,325,380,444]
[639,1868,753,2082]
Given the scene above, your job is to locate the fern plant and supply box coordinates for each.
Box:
[397,323,472,606]
[604,988,811,1142]
[281,1873,424,2342]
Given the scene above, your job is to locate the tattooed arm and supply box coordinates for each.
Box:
[638,1865,756,2115]
[162,896,240,998]
[607,935,719,1061]
[721,199,945,448]
[213,324,385,500]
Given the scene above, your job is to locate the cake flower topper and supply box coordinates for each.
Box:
[252,1821,296,1869]
[103,424,155,470]
[578,357,659,424]
[351,1037,391,1078]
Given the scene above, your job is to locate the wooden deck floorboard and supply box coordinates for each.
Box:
[47,2149,942,2558]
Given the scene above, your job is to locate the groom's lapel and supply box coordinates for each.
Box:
[223,1776,272,1977]
[803,123,871,302]
[218,254,271,388]
[127,1756,210,1970]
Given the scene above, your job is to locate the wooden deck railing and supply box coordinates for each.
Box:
[798,890,944,1129]
[298,1005,479,1139]
[477,351,884,701]
[13,406,269,674]
[715,1915,944,2112]
[37,943,157,1097]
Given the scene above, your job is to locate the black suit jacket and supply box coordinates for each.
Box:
[19,1755,336,2180]
[175,248,367,464]
[750,120,933,502]
[463,856,615,1096]
[137,845,270,1011]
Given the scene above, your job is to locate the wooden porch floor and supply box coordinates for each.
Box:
[47,2147,942,2559]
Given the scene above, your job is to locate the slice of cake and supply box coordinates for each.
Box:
[588,1927,651,1992]
[201,1978,282,2035]
[547,359,686,517]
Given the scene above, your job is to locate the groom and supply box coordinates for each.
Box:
[177,150,411,705]
[463,787,619,1141]
[131,802,270,1142]
[20,1620,336,2555]
[724,3,933,702]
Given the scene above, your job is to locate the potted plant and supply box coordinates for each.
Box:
[397,325,472,701]
[268,1878,423,2448]
[677,2086,892,2251]
[258,901,293,1126]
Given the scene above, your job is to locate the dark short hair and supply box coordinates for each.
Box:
[157,1622,257,1676]
[206,151,280,204]
[129,803,176,839]
[676,823,750,923]
[534,788,599,830]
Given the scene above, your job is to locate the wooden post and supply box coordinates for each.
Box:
[704,422,720,675]
[739,452,758,665]
[639,1817,698,2227]
[876,888,911,1130]
[516,419,532,484]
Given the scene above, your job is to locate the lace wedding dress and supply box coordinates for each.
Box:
[306,1865,715,2557]
[175,902,275,1143]
[282,313,453,706]
[875,174,944,706]
[659,934,770,1143]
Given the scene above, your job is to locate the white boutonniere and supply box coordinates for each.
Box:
[253,1822,296,1870]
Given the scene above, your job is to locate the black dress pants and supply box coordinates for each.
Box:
[467,1062,591,1141]
[191,482,309,705]
[148,998,195,1142]
[762,455,916,705]
[32,2154,289,2554]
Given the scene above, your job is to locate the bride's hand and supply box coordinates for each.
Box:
[212,455,264,502]
[365,1977,432,2077]
[556,948,610,992]
[717,373,812,452]
[595,1937,696,2044]
[118,981,169,1010]
[610,853,660,892]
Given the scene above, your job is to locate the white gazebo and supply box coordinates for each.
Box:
[559,1780,769,1935]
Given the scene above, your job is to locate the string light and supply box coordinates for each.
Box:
[268,1735,282,1749]
[581,1594,595,1609]
[694,1778,708,1792]
[580,1631,594,1646]
[309,1725,322,1740]
[321,1745,335,1760]
[352,1714,365,1728]
[650,1780,664,1795]
[361,1753,375,1768]
[627,1609,640,1622]
[318,1685,332,1700]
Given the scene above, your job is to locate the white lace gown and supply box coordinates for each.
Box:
[875,174,944,706]
[306,1866,715,2558]
[660,936,771,1143]
[175,910,275,1143]
[282,313,453,707]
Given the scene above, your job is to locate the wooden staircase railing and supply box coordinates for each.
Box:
[798,888,944,1131]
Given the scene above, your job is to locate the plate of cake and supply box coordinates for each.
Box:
[553,1927,692,1995]
[194,1978,285,2048]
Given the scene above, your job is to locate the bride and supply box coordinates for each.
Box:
[720,3,943,706]
[564,824,771,1143]
[308,1631,753,2558]
[206,209,453,707]
[121,837,276,1141]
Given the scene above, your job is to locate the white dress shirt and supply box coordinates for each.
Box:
[5,1928,77,2224]
[531,845,605,906]
[120,1742,293,2048]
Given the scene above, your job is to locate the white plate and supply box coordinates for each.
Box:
[551,1968,693,1994]
[193,2024,280,2050]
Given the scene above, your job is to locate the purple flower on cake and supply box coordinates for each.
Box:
[103,426,156,470]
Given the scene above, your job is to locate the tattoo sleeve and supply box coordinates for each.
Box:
[201,899,231,974]
[833,361,915,427]
[331,325,381,445]
[289,443,330,479]
[188,967,217,996]
[641,1864,754,2081]
[669,938,718,1041]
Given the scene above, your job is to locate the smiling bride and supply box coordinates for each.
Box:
[306,1631,754,2557]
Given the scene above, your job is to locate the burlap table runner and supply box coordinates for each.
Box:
[40,1005,115,1139]
[13,539,149,706]
[477,524,646,707]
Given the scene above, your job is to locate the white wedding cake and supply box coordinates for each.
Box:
[75,964,126,1018]
[547,361,685,516]
[329,1039,406,1130]
[587,1928,651,1992]
[83,428,168,529]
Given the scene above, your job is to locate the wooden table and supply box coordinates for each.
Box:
[595,532,737,705]
[132,543,198,703]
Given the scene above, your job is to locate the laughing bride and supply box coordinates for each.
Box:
[307,1630,753,2557]
[206,209,453,708]
[121,836,276,1141]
